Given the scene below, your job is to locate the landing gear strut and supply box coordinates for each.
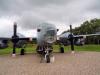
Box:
[38,45,53,63]
[45,50,51,63]
[46,54,50,63]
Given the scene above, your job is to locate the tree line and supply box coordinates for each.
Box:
[73,18,100,44]
[73,18,100,35]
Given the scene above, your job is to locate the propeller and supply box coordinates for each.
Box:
[12,22,19,55]
[11,22,30,56]
[69,25,74,51]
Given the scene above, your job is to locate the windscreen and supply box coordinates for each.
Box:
[45,30,56,43]
[46,30,56,36]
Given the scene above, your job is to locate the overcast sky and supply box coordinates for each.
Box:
[0,0,100,37]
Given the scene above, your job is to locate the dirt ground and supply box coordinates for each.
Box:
[0,51,100,75]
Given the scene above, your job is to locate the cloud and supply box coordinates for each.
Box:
[0,0,97,24]
[87,0,100,13]
[17,12,45,30]
[0,17,13,37]
[0,0,72,16]
[0,0,100,37]
[16,0,96,29]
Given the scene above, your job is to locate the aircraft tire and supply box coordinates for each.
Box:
[46,55,50,63]
[60,47,64,53]
[20,49,25,55]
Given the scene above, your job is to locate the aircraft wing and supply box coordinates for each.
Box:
[0,37,11,40]
[75,33,100,38]
[73,36,83,38]
[80,34,100,36]
[1,37,36,40]
[0,37,37,42]
[0,37,28,40]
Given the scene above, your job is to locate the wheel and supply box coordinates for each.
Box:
[20,49,25,55]
[46,55,50,63]
[60,47,64,53]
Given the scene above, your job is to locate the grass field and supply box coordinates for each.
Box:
[0,44,100,55]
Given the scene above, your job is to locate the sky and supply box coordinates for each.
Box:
[0,0,100,37]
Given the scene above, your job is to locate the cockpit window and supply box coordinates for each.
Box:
[46,30,56,36]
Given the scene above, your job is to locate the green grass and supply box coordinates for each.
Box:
[0,44,100,55]
[0,44,37,55]
[53,44,100,52]
[74,45,100,52]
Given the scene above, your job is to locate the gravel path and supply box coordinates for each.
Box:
[0,51,100,75]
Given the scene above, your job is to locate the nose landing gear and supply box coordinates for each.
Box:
[45,54,50,63]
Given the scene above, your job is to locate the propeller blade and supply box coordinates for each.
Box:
[12,22,18,54]
[14,22,17,36]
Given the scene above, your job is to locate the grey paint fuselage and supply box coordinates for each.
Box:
[37,23,57,46]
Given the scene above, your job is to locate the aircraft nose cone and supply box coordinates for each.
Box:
[45,36,55,43]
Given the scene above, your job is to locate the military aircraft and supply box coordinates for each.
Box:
[58,32,84,46]
[0,22,59,63]
[58,26,100,46]
[1,23,99,63]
